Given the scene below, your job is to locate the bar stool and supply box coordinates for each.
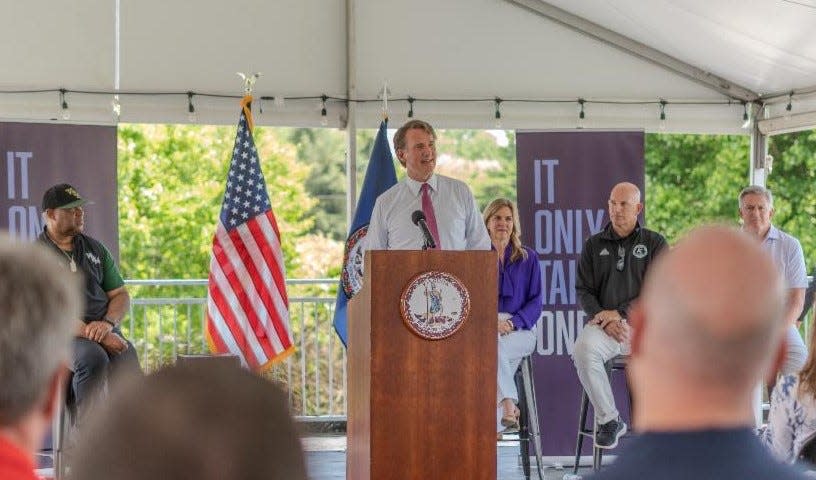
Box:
[572,355,630,473]
[49,371,74,480]
[515,354,544,480]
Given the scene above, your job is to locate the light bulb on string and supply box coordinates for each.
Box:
[258,97,264,115]
[273,95,285,109]
[741,102,751,129]
[320,94,328,127]
[784,92,793,120]
[577,99,585,129]
[494,98,502,129]
[187,92,197,123]
[60,89,70,120]
[407,96,415,118]
[658,100,667,132]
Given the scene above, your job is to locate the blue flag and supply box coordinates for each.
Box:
[332,121,397,347]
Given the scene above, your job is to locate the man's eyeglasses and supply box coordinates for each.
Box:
[616,246,625,272]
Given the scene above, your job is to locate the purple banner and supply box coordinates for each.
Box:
[0,122,118,258]
[516,130,645,456]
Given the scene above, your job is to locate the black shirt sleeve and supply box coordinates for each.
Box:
[576,238,602,320]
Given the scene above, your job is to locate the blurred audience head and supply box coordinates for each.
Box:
[629,225,786,426]
[72,361,307,480]
[0,235,80,452]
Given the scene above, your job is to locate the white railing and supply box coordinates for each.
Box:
[122,278,346,418]
[120,276,815,420]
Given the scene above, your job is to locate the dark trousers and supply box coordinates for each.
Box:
[72,330,141,419]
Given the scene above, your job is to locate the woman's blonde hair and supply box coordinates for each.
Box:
[483,198,527,263]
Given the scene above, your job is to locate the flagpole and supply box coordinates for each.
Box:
[345,0,358,226]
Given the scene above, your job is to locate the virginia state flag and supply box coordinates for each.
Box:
[332,120,397,347]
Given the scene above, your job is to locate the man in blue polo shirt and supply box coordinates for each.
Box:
[739,185,808,376]
[37,183,140,422]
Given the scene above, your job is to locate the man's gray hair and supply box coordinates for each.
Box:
[0,236,81,426]
[739,185,774,209]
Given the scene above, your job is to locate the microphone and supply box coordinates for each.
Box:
[411,210,437,250]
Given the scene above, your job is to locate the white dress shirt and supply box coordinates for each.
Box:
[366,174,490,251]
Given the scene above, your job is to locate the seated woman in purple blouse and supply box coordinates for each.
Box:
[483,198,543,433]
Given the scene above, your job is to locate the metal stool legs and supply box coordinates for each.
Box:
[516,355,544,480]
[52,375,73,480]
[572,357,630,474]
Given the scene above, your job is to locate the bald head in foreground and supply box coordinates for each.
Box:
[590,226,808,480]
[72,362,307,480]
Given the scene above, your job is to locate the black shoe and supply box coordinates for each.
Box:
[595,417,627,449]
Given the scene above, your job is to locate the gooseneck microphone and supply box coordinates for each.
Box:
[411,210,437,250]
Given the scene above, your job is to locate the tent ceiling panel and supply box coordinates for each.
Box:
[0,0,813,132]
[542,0,816,96]
[120,0,347,96]
[355,0,725,101]
[0,1,114,89]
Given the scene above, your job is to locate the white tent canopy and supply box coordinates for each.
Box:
[2,0,815,134]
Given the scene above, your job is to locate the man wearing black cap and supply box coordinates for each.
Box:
[38,183,140,420]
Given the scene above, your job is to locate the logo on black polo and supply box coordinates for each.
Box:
[632,244,648,259]
[85,252,101,265]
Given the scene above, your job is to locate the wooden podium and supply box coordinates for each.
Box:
[347,250,497,480]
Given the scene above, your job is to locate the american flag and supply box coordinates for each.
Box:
[206,96,294,370]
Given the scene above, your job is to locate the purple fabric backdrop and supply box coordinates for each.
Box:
[0,122,118,258]
[516,130,645,456]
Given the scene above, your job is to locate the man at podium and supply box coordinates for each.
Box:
[366,119,490,251]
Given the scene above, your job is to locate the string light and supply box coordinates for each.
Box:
[494,97,502,129]
[187,91,196,123]
[7,88,758,126]
[59,89,70,120]
[659,99,667,132]
[785,92,793,120]
[258,97,264,115]
[742,102,751,129]
[320,94,328,126]
[577,98,585,129]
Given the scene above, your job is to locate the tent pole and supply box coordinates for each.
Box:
[345,0,358,229]
[749,105,768,187]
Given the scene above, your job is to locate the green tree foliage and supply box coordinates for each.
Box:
[644,133,749,243]
[767,130,816,269]
[118,124,316,285]
[645,130,816,268]
[436,130,517,207]
[286,128,347,241]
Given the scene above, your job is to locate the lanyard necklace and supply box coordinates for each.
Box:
[46,231,77,273]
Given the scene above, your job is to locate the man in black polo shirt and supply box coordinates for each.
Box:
[573,182,668,449]
[38,183,140,420]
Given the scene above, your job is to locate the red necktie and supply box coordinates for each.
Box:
[421,183,441,249]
